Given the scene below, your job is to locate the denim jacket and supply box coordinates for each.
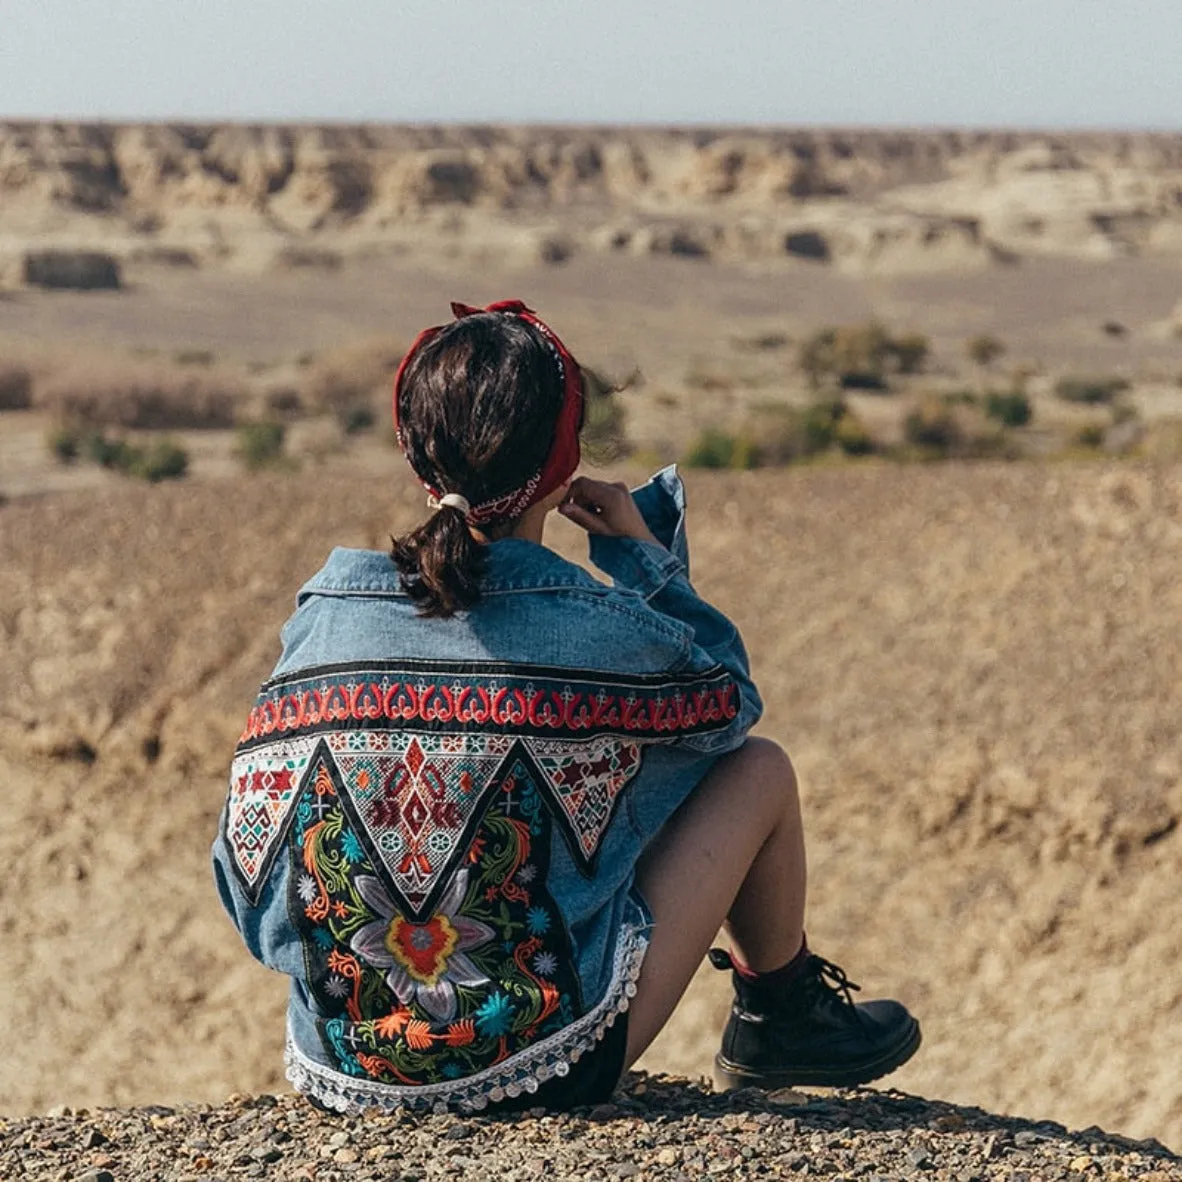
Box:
[211,466,762,1113]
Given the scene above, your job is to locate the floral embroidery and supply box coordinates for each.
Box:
[290,746,585,1091]
[349,871,494,1023]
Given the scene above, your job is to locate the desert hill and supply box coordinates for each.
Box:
[2,459,1181,1149]
[4,123,1182,276]
[2,118,1182,1153]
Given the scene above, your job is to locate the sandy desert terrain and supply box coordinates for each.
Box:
[2,124,1182,1150]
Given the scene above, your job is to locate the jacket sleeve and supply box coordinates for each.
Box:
[589,465,763,754]
[212,812,307,979]
[209,695,309,979]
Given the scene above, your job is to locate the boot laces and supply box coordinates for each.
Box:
[806,954,862,1013]
[709,947,864,1014]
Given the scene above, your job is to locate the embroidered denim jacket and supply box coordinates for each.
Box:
[211,466,762,1113]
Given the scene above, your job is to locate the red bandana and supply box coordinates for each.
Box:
[393,299,584,527]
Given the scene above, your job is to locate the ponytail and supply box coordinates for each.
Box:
[390,505,487,618]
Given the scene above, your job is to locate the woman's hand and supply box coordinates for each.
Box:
[558,477,660,544]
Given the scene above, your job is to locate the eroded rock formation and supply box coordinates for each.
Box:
[3,124,1182,276]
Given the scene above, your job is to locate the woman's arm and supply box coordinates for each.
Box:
[562,467,763,752]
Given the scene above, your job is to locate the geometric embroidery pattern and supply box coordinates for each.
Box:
[326,732,514,921]
[237,658,740,748]
[289,731,644,922]
[231,659,741,910]
[225,735,320,902]
[529,737,641,863]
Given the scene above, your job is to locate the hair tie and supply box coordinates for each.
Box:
[428,492,471,516]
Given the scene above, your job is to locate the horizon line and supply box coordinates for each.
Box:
[3,114,1182,136]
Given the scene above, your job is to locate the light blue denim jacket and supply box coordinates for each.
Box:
[211,466,762,1113]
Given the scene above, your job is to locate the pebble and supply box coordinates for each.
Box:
[0,1075,1177,1182]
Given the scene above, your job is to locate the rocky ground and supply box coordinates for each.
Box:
[3,1075,1179,1182]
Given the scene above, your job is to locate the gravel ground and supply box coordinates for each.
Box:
[2,1075,1178,1182]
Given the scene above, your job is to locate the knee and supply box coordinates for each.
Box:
[732,736,799,803]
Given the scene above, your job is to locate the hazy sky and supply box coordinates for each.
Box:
[2,0,1180,128]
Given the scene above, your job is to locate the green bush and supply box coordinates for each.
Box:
[52,427,189,481]
[129,438,189,482]
[984,390,1032,428]
[1074,423,1106,449]
[683,428,758,470]
[84,430,134,468]
[1055,376,1129,405]
[48,425,81,462]
[236,420,287,470]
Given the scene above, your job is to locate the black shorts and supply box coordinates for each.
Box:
[302,1014,628,1117]
[488,1014,629,1114]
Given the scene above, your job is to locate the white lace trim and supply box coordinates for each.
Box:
[284,923,648,1115]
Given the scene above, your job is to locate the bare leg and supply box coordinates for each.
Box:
[624,737,807,1067]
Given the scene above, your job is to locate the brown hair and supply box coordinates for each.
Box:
[390,313,568,618]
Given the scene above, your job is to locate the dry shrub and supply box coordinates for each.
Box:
[685,400,876,470]
[261,382,306,419]
[38,363,244,429]
[1055,375,1130,405]
[306,337,405,422]
[750,399,876,464]
[966,334,1006,367]
[0,362,33,410]
[1144,418,1182,463]
[904,398,963,452]
[579,365,634,463]
[800,322,929,390]
[903,397,1012,459]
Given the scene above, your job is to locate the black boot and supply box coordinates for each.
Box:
[710,948,921,1090]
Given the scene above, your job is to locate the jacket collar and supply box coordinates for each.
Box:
[297,538,602,602]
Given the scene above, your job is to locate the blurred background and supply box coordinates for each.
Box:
[1,0,1180,1150]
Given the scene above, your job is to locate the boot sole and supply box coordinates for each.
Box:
[713,1016,922,1092]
